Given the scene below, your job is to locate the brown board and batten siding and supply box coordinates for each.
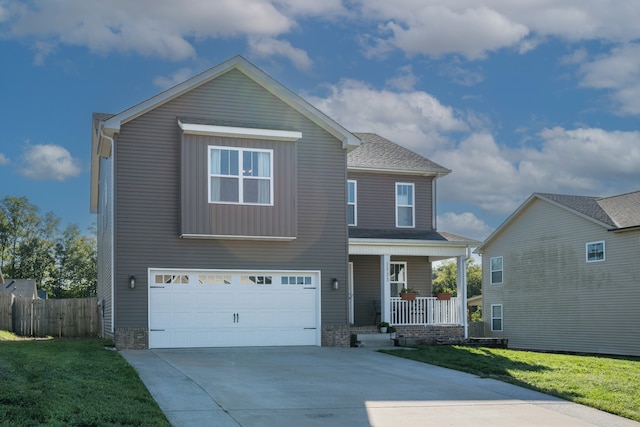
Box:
[181,134,297,238]
[113,68,349,330]
[348,171,433,230]
[483,198,640,356]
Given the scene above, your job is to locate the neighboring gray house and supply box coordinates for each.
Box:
[90,56,478,349]
[1,279,39,299]
[478,191,640,356]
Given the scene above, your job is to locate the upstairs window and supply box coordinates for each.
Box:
[209,146,273,205]
[396,183,415,228]
[347,180,357,226]
[586,241,605,262]
[490,256,503,284]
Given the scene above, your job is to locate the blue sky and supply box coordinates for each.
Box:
[1,1,639,240]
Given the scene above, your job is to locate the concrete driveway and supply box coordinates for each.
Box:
[121,346,638,427]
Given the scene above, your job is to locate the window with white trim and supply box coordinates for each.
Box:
[586,241,605,262]
[347,180,357,226]
[491,304,503,332]
[208,146,273,205]
[396,183,415,228]
[490,256,503,284]
[389,262,407,297]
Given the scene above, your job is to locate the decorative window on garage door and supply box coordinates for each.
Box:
[281,276,312,285]
[155,274,189,284]
[198,274,232,285]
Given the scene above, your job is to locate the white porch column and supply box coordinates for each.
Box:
[457,255,468,338]
[380,254,391,323]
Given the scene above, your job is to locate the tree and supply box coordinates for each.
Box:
[0,195,97,298]
[432,258,482,297]
[0,196,41,277]
[53,224,97,298]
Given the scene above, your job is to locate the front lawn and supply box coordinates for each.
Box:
[0,334,170,426]
[382,345,640,422]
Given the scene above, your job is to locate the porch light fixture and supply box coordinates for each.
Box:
[332,278,339,290]
[129,275,136,289]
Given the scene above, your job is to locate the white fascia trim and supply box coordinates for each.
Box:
[178,120,302,142]
[349,238,472,257]
[348,166,449,177]
[181,234,296,241]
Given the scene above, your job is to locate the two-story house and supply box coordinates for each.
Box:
[477,191,640,356]
[91,56,479,349]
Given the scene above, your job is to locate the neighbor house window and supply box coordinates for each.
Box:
[209,146,273,205]
[586,241,605,262]
[490,256,503,284]
[396,183,415,227]
[389,262,407,297]
[491,304,503,332]
[347,180,357,226]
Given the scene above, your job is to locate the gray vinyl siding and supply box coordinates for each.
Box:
[181,134,297,238]
[350,255,432,325]
[96,155,113,336]
[482,198,640,356]
[113,69,348,330]
[347,171,434,230]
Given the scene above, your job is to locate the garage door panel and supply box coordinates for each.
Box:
[149,269,319,348]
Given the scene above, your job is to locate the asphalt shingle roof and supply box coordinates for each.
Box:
[348,133,450,175]
[1,279,37,299]
[538,190,640,229]
[349,228,480,243]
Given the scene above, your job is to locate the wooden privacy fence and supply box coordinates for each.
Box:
[0,293,12,331]
[1,295,99,337]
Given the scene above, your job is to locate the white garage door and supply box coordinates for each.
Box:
[148,269,320,348]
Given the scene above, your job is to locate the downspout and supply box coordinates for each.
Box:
[432,172,440,230]
[99,126,116,336]
[461,245,471,340]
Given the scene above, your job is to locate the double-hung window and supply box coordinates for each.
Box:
[396,183,415,228]
[490,256,503,284]
[347,180,357,226]
[209,146,273,205]
[586,241,605,262]
[389,262,407,297]
[491,304,503,332]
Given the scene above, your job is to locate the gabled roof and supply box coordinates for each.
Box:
[536,193,616,227]
[91,55,360,212]
[596,191,640,229]
[348,133,451,176]
[478,190,640,252]
[1,279,38,299]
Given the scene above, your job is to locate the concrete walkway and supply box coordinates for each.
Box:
[121,346,639,427]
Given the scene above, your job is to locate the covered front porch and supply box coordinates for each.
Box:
[349,232,478,338]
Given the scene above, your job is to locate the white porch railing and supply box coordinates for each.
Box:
[390,297,459,326]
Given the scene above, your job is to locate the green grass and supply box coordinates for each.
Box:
[382,345,640,422]
[0,336,170,426]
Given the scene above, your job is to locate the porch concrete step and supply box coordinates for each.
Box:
[352,333,395,348]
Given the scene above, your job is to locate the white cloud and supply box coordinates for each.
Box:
[306,79,468,153]
[357,1,640,59]
[385,65,419,91]
[3,0,293,62]
[153,68,196,90]
[578,43,640,115]
[248,37,312,70]
[0,153,9,165]
[433,126,640,216]
[438,211,493,241]
[371,5,529,60]
[19,144,81,181]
